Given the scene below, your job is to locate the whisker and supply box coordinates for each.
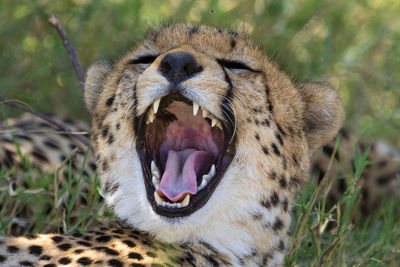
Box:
[220,98,237,144]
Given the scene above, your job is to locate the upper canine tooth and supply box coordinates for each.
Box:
[154,192,163,205]
[153,98,161,114]
[211,119,218,127]
[148,111,155,123]
[216,121,222,130]
[181,194,190,207]
[193,102,200,116]
[202,109,209,118]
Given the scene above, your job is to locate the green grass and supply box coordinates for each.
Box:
[1,130,399,265]
[0,139,110,235]
[286,141,400,266]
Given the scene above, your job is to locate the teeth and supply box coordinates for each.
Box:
[154,192,163,205]
[198,164,216,190]
[211,118,223,129]
[202,109,209,118]
[149,112,155,123]
[153,98,161,114]
[146,111,155,124]
[161,202,182,208]
[197,178,207,191]
[147,99,222,130]
[181,194,190,207]
[202,174,211,182]
[151,161,160,179]
[155,193,191,208]
[146,98,161,125]
[210,164,216,176]
[193,102,200,116]
[152,176,159,189]
[211,119,222,130]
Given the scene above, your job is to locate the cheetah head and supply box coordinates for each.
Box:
[84,24,343,257]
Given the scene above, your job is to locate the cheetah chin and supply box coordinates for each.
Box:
[137,93,236,217]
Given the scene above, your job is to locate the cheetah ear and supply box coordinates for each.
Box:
[84,60,113,113]
[296,82,344,152]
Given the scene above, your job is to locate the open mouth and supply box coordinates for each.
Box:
[136,93,236,217]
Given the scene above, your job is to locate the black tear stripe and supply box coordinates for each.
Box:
[132,84,140,136]
[220,67,236,143]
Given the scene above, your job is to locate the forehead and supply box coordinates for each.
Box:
[132,24,265,64]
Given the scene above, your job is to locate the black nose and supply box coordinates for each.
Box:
[159,52,203,83]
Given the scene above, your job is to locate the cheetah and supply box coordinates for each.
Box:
[0,24,398,266]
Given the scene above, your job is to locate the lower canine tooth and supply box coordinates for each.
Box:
[154,192,163,205]
[202,174,210,182]
[181,194,190,207]
[210,164,216,176]
[198,179,207,191]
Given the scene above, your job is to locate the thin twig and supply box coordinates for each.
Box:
[48,15,86,90]
[0,97,89,146]
[0,129,88,135]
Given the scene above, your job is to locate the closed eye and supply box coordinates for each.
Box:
[217,59,260,74]
[128,54,159,67]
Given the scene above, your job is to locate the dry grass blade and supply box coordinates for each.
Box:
[288,142,339,258]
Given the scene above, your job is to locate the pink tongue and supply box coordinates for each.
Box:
[157,149,209,202]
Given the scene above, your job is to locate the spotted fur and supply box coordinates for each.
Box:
[0,24,397,266]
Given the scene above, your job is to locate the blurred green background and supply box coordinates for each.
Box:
[1,0,399,147]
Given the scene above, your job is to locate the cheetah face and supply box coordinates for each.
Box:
[128,46,268,218]
[84,24,343,245]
